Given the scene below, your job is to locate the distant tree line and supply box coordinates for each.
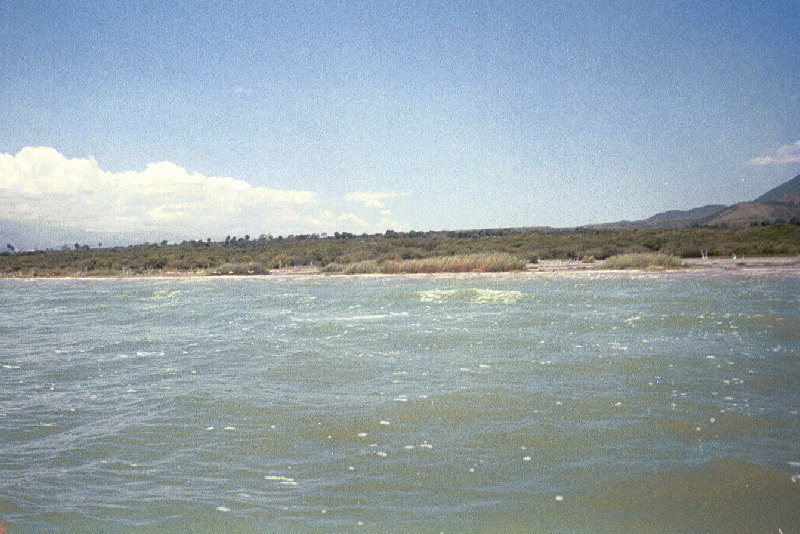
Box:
[1,223,799,277]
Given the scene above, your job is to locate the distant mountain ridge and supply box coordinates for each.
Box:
[590,174,800,229]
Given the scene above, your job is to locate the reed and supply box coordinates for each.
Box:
[343,260,382,274]
[381,253,527,274]
[601,253,684,270]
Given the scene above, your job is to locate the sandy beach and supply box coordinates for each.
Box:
[3,256,800,281]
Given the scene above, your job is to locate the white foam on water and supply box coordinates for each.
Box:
[135,351,164,357]
[264,475,298,486]
[332,312,410,322]
[417,288,529,304]
[216,506,230,512]
[152,290,182,299]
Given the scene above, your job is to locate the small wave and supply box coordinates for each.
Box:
[331,312,410,322]
[151,290,182,299]
[417,288,530,304]
[264,475,298,486]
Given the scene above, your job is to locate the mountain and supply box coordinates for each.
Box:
[590,174,800,229]
[703,201,799,227]
[637,204,727,228]
[754,174,800,203]
[703,174,800,227]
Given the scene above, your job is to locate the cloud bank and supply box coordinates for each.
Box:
[344,191,410,209]
[0,147,407,246]
[746,141,800,165]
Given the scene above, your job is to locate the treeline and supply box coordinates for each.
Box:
[2,224,799,277]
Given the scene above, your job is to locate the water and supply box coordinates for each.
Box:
[1,273,799,533]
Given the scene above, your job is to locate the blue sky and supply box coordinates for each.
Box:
[2,1,799,247]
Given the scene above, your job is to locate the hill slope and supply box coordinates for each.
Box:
[754,174,800,203]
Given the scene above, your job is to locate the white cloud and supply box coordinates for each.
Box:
[344,191,409,209]
[337,212,369,226]
[0,147,407,244]
[746,141,800,165]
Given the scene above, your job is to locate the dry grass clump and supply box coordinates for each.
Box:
[602,253,684,270]
[381,253,527,274]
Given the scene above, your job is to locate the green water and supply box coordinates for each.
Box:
[1,274,799,532]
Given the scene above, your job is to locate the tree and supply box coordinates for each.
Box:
[6,244,14,252]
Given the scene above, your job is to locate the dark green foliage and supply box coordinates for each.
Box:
[1,225,799,277]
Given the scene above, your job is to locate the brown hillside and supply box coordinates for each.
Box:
[772,190,800,205]
[707,201,800,226]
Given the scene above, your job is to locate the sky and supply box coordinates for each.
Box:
[1,0,799,249]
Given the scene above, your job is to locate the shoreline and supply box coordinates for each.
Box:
[2,256,800,281]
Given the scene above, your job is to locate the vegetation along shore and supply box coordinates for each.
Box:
[2,224,800,277]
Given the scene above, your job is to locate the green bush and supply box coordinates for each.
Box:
[321,262,345,273]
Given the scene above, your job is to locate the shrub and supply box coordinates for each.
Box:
[321,262,345,273]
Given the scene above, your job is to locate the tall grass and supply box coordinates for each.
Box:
[381,253,527,274]
[601,253,684,270]
[322,260,381,274]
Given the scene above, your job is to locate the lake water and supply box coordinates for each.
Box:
[1,273,799,533]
